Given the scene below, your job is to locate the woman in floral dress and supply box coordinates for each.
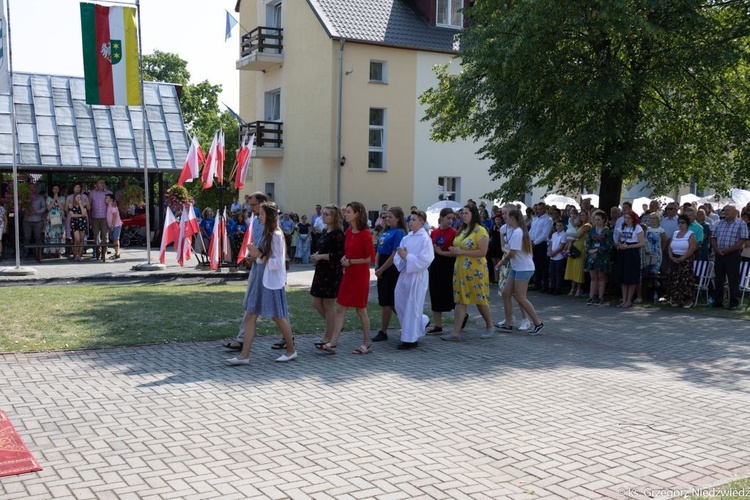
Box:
[441,204,493,341]
[44,184,66,257]
[584,210,613,305]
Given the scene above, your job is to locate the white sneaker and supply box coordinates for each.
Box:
[518,319,531,331]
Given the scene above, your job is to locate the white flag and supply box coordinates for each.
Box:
[0,0,10,94]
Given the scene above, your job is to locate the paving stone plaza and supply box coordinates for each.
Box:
[1,250,749,499]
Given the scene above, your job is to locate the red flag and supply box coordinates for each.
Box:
[177,135,204,186]
[159,207,180,264]
[208,212,220,270]
[201,132,219,189]
[236,213,255,264]
[234,134,255,190]
[217,130,225,185]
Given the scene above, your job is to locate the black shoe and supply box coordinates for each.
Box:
[372,331,388,342]
[271,338,293,350]
[223,341,243,351]
[397,342,418,350]
[728,304,739,311]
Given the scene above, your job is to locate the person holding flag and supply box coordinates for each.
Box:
[227,201,297,364]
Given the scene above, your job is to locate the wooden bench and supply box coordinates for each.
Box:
[24,243,108,262]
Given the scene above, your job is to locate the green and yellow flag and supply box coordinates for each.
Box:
[80,2,140,106]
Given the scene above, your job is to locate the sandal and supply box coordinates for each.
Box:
[271,338,294,350]
[353,344,372,355]
[223,341,243,351]
[314,341,331,350]
[319,343,337,354]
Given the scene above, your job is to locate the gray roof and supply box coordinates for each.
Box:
[307,0,460,53]
[0,72,189,173]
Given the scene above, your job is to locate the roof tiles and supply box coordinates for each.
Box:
[308,0,460,53]
[0,73,189,172]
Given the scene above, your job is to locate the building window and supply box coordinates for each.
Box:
[368,108,386,170]
[438,177,459,201]
[437,0,463,28]
[265,89,281,121]
[369,61,388,83]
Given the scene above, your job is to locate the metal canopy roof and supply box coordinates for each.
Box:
[0,72,189,173]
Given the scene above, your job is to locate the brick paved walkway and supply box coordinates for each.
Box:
[1,288,749,499]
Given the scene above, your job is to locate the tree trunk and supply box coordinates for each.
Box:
[598,169,623,215]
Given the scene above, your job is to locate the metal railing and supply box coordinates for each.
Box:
[240,26,283,57]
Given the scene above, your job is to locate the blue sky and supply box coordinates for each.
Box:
[7,0,241,109]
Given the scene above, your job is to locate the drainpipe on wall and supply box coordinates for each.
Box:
[336,38,345,206]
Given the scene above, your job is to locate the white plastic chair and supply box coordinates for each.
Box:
[739,261,750,310]
[693,260,714,307]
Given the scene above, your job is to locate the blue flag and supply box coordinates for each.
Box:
[225,10,238,41]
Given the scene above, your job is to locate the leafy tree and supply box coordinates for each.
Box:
[142,51,240,210]
[420,0,750,210]
[143,50,190,85]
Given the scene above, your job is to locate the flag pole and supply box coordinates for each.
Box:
[1,0,36,276]
[133,0,163,270]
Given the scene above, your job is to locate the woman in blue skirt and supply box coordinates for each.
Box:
[227,202,297,364]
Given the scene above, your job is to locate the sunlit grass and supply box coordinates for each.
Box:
[0,283,381,352]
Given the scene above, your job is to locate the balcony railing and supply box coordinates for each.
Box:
[241,121,283,150]
[241,26,283,58]
[236,26,284,71]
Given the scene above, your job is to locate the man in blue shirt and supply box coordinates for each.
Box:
[279,212,295,257]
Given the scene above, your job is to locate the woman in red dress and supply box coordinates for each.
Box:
[320,202,375,355]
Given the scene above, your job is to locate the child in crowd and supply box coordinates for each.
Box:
[548,220,567,295]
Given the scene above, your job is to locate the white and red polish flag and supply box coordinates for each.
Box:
[216,130,225,185]
[236,213,255,264]
[208,211,221,270]
[177,135,204,186]
[201,131,219,189]
[234,133,255,190]
[158,207,180,264]
[221,209,231,262]
[176,203,200,266]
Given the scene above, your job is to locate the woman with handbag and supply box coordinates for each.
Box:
[564,209,592,296]
[666,215,698,308]
[226,202,297,364]
[45,184,66,257]
[496,209,544,335]
[584,210,613,305]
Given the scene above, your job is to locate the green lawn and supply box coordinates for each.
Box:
[0,283,382,352]
[688,478,750,500]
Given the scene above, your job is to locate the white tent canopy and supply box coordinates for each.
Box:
[425,200,462,228]
[544,194,580,210]
[580,194,599,209]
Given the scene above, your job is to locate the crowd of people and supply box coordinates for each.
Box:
[1,179,124,262]
[222,193,749,366]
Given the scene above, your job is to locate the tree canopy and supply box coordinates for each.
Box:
[143,50,240,208]
[420,0,750,210]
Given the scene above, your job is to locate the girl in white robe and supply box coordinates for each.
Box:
[394,211,435,348]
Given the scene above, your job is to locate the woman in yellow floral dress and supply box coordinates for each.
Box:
[441,204,494,341]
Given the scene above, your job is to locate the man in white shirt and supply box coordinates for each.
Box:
[528,202,553,292]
